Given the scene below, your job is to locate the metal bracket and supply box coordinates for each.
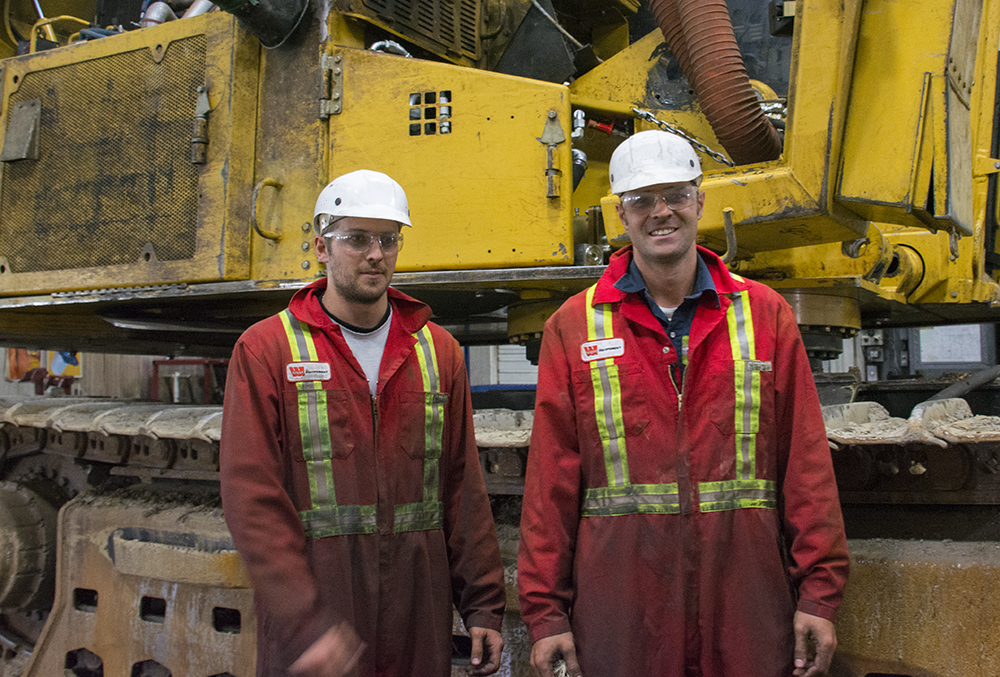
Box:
[320,53,344,119]
[0,99,41,162]
[190,86,211,165]
[721,208,738,264]
[540,110,565,199]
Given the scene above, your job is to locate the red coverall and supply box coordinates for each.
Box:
[221,279,505,676]
[518,246,849,677]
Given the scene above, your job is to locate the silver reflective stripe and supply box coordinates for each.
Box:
[300,504,377,537]
[393,500,444,532]
[730,294,754,481]
[582,484,680,516]
[394,326,445,533]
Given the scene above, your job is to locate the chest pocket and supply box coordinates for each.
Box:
[285,386,355,461]
[571,360,648,440]
[399,390,449,459]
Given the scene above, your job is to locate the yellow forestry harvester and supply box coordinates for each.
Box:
[0,0,999,675]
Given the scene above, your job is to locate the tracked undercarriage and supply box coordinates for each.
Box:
[3,392,1000,676]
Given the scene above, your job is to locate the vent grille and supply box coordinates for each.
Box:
[0,36,206,274]
[361,0,480,60]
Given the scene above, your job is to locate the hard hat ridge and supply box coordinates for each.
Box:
[314,169,412,232]
[609,130,702,194]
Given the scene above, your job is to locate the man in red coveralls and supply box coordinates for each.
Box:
[221,170,506,677]
[518,131,849,677]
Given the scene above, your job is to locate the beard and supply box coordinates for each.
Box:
[330,267,391,305]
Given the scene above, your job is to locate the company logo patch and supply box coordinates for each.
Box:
[286,362,332,382]
[746,360,772,372]
[581,338,625,362]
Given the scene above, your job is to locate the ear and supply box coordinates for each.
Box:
[695,190,706,220]
[615,202,629,234]
[315,235,330,264]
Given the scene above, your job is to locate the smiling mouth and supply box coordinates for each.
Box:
[650,227,678,236]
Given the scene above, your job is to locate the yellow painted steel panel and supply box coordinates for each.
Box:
[326,47,574,271]
[0,12,258,295]
[837,0,965,225]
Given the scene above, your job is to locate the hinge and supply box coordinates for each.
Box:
[973,151,1000,177]
[320,53,344,119]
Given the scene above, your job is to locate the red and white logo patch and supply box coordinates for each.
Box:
[581,338,625,362]
[286,362,332,382]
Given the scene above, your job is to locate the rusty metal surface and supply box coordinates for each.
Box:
[833,538,1000,677]
[24,493,255,677]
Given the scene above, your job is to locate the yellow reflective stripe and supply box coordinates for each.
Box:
[281,310,336,508]
[300,504,377,537]
[681,335,689,366]
[398,325,445,533]
[585,285,630,487]
[582,483,680,516]
[393,500,444,533]
[698,479,776,512]
[726,292,761,481]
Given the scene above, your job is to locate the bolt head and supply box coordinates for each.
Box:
[548,111,557,119]
[302,261,311,270]
[302,222,311,232]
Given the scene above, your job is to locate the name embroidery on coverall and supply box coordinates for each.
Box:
[280,309,446,537]
[580,281,775,515]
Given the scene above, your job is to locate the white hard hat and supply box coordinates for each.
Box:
[314,169,412,230]
[609,130,702,194]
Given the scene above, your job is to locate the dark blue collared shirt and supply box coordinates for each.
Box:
[614,254,719,382]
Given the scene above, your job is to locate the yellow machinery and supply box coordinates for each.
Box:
[0,0,999,675]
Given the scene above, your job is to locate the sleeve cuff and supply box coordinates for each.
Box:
[796,598,838,622]
[464,610,503,634]
[527,617,573,644]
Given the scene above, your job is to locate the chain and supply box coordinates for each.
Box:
[631,107,735,167]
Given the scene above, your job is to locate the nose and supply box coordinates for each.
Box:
[365,239,385,262]
[649,196,675,217]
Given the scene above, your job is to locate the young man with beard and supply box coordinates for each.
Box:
[518,132,849,677]
[221,170,505,677]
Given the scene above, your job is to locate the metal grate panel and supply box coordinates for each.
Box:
[361,0,480,60]
[0,36,206,274]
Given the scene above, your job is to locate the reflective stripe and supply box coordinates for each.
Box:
[393,500,444,532]
[301,504,377,537]
[582,484,680,516]
[282,313,446,537]
[585,285,630,487]
[725,291,760,481]
[581,284,774,517]
[397,325,445,533]
[697,289,772,512]
[281,310,336,508]
[698,479,777,512]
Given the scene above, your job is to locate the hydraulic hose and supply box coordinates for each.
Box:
[648,0,783,165]
[926,364,1000,402]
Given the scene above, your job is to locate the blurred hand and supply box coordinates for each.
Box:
[792,611,836,677]
[467,626,504,675]
[530,631,581,677]
[289,622,364,677]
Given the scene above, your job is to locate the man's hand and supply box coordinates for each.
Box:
[792,611,837,677]
[530,631,581,677]
[468,626,504,675]
[288,622,364,677]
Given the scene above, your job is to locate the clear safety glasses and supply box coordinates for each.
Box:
[620,186,698,215]
[326,230,403,254]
